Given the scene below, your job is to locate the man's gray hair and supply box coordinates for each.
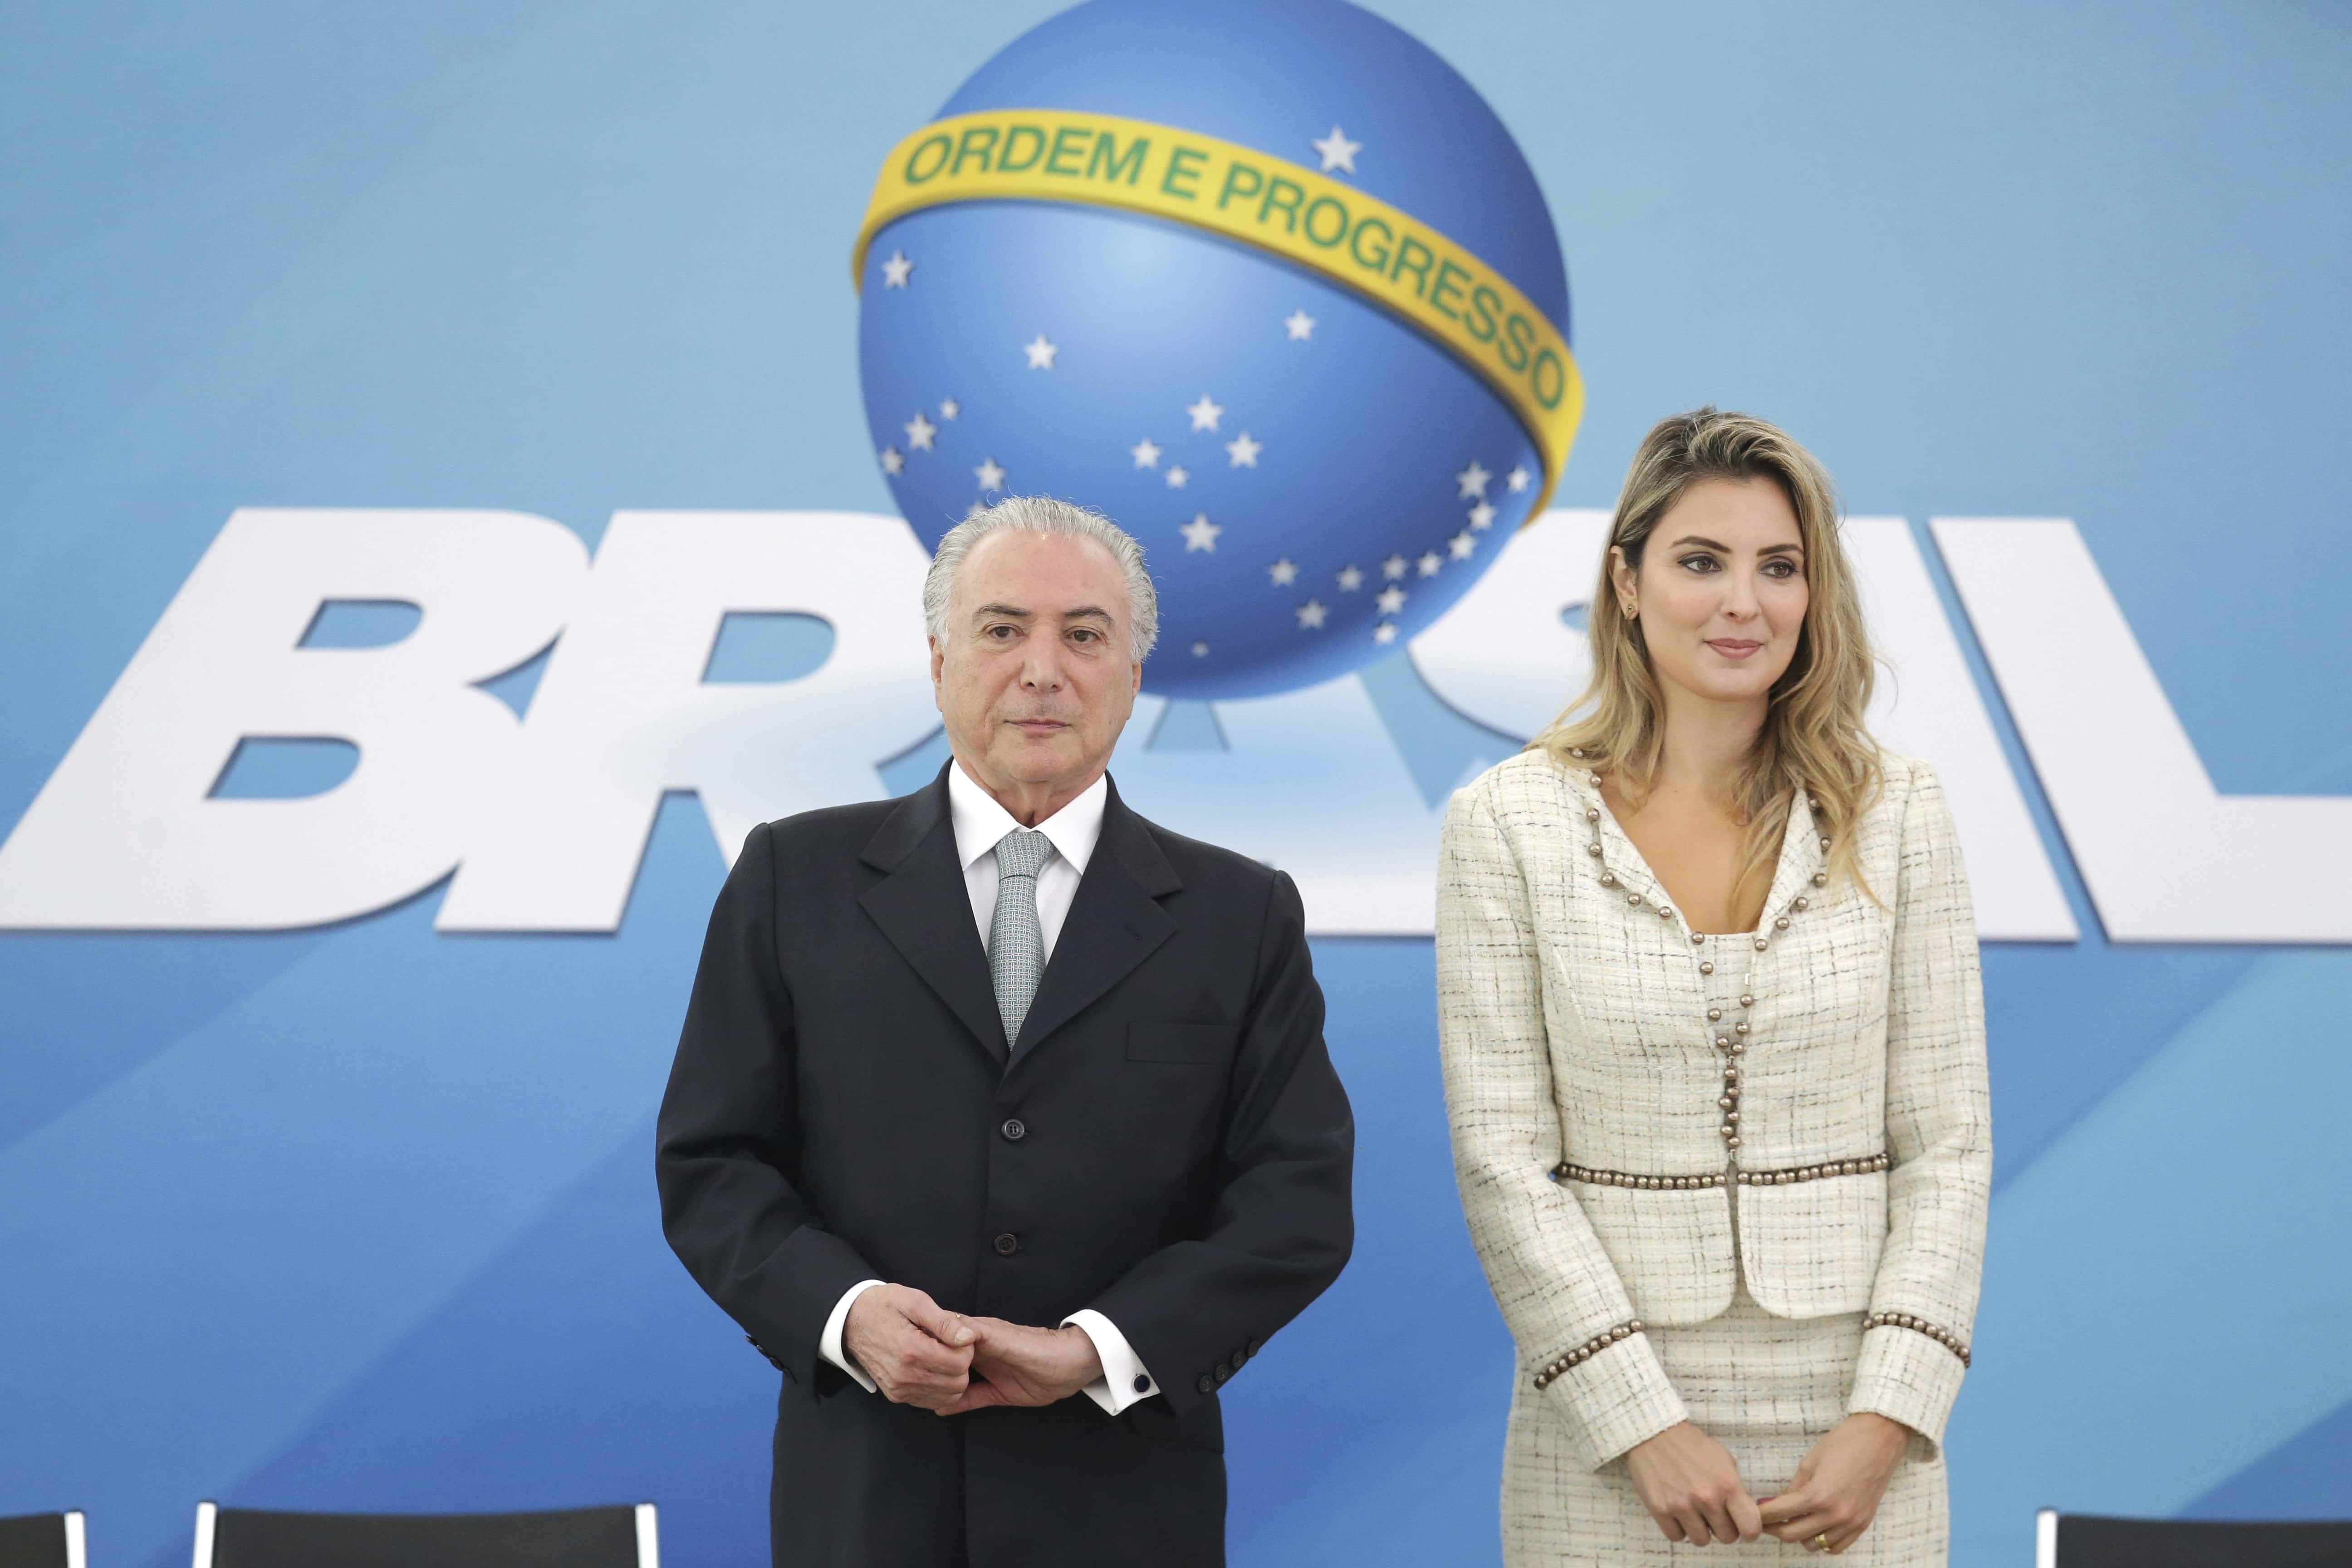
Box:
[923,495,1159,662]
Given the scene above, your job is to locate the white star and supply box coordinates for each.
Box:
[1450,529,1477,561]
[1507,465,1531,493]
[1312,125,1361,174]
[879,446,904,476]
[1165,465,1188,489]
[1130,436,1162,468]
[1180,513,1221,552]
[1373,622,1398,645]
[1337,564,1364,592]
[1376,585,1407,615]
[904,411,937,451]
[1192,641,1209,657]
[1455,460,1492,500]
[975,457,1006,491]
[1382,554,1408,580]
[1023,334,1058,370]
[1269,558,1298,586]
[1284,309,1316,341]
[1186,394,1224,431]
[1225,431,1262,468]
[1469,501,1497,530]
[939,398,960,421]
[1418,551,1442,577]
[1296,598,1329,630]
[881,250,913,288]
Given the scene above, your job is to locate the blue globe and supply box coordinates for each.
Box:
[858,0,1570,700]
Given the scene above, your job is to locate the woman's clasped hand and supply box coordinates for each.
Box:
[1756,1413,1911,1554]
[1627,1412,1910,1552]
[1625,1421,1764,1545]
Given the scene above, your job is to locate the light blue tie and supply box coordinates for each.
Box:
[988,828,1054,1049]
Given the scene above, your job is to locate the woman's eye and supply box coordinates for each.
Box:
[1678,554,1719,573]
[1763,559,1799,579]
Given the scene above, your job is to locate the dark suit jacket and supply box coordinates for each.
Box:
[655,765,1355,1568]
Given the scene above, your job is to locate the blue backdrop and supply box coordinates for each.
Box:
[4,4,2349,1567]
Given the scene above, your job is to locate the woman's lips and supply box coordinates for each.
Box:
[1706,639,1764,659]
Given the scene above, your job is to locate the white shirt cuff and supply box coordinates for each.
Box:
[1063,1308,1158,1415]
[819,1279,886,1393]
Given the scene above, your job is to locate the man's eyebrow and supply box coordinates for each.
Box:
[971,603,1034,621]
[1058,605,1115,622]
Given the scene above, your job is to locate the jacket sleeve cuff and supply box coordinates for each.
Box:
[1063,1308,1159,1415]
[1544,1334,1688,1471]
[1847,1321,1967,1455]
[818,1280,885,1393]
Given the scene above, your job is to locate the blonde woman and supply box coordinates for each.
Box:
[1436,409,1989,1563]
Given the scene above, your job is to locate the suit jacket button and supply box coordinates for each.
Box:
[1197,1375,1215,1395]
[1214,1363,1231,1383]
[1133,1374,1152,1394]
[1001,1118,1027,1141]
[993,1232,1020,1256]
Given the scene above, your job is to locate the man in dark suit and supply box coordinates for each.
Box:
[656,495,1355,1567]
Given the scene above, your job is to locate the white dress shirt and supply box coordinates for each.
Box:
[817,762,1160,1415]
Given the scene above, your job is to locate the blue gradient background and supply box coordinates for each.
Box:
[2,4,2348,1567]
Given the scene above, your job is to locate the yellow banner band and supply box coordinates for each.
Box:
[853,108,1582,518]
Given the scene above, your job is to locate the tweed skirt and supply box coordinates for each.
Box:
[1500,1284,1948,1566]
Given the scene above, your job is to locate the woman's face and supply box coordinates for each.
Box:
[1612,476,1810,709]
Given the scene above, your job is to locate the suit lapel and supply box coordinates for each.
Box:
[858,767,1009,1067]
[1756,788,1825,926]
[1010,777,1181,1065]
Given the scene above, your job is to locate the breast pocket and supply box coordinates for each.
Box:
[1125,1022,1238,1064]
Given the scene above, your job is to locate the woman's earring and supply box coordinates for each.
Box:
[1622,599,1638,619]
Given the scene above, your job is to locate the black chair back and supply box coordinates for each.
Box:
[2053,1513,2352,1567]
[0,1513,82,1568]
[200,1504,651,1568]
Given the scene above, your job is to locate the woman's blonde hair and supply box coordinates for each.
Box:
[1533,407,1883,909]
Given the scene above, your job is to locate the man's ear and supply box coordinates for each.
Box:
[929,637,945,688]
[1130,661,1143,695]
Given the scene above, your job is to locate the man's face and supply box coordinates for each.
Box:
[931,529,1142,805]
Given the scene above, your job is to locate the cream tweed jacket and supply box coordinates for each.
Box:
[1436,748,1991,1472]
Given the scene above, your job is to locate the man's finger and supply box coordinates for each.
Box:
[1730,1491,1765,1543]
[894,1379,955,1408]
[1699,1497,1743,1546]
[900,1334,975,1375]
[899,1294,976,1348]
[934,1378,1007,1416]
[874,1335,970,1391]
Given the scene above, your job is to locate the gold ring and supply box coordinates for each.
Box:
[1811,1533,1833,1552]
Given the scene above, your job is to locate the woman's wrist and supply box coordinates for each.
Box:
[1842,1411,1913,1456]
